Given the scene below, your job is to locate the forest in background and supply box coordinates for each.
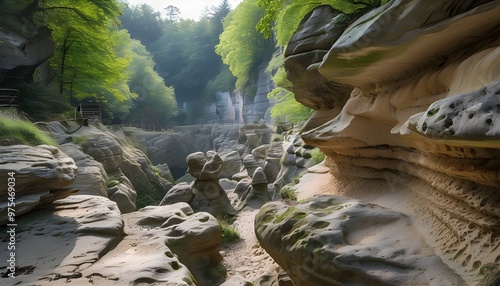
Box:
[0,0,386,127]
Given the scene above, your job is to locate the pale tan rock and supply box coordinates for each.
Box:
[132,203,223,284]
[160,182,193,205]
[285,1,500,284]
[187,151,207,178]
[60,143,108,197]
[243,154,260,177]
[220,150,243,179]
[4,198,218,285]
[255,196,464,286]
[0,145,78,225]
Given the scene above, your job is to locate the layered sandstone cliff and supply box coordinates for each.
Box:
[260,0,500,285]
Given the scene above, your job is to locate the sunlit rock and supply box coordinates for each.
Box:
[0,145,78,225]
[255,196,464,285]
[284,0,500,284]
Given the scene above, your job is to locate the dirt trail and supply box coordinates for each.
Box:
[221,208,280,282]
[220,164,333,283]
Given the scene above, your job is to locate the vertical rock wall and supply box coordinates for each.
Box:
[284,0,500,284]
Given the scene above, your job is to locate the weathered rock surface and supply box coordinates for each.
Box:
[0,145,78,225]
[243,68,274,124]
[187,151,235,217]
[255,196,464,286]
[285,0,500,284]
[59,143,108,197]
[160,182,193,205]
[47,123,171,213]
[128,203,223,284]
[0,28,55,80]
[234,168,271,211]
[0,197,222,285]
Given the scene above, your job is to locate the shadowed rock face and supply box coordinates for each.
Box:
[283,0,500,284]
[0,29,55,80]
[284,5,355,129]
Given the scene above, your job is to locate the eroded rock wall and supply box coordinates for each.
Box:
[283,0,500,284]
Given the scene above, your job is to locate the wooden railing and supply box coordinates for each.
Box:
[79,103,101,123]
[0,89,19,107]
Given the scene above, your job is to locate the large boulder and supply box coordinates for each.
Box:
[60,144,108,197]
[234,168,271,211]
[0,145,78,225]
[131,203,223,284]
[47,123,172,212]
[255,196,464,285]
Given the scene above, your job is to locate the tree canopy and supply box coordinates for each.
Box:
[0,0,179,123]
[215,0,274,90]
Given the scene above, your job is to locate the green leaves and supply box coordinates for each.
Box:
[215,0,274,89]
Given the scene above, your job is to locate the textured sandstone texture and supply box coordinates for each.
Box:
[0,145,78,225]
[283,0,500,284]
[46,123,171,213]
[255,196,464,285]
[0,197,221,285]
[188,151,235,216]
[234,167,271,211]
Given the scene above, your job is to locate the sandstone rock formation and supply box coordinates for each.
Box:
[128,203,223,284]
[283,0,500,284]
[187,151,235,217]
[234,167,271,211]
[46,123,171,213]
[0,145,78,225]
[243,68,274,123]
[59,144,108,197]
[1,196,220,285]
[255,196,464,285]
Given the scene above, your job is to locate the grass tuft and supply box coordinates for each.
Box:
[0,113,57,146]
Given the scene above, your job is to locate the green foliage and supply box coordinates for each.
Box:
[215,0,275,89]
[479,264,500,286]
[121,35,178,124]
[310,148,326,165]
[135,188,164,210]
[150,2,233,121]
[71,136,87,146]
[0,113,57,146]
[18,82,72,121]
[257,0,388,45]
[221,225,241,244]
[38,0,136,118]
[120,4,164,48]
[219,216,241,244]
[205,65,237,103]
[269,88,313,124]
[266,54,312,124]
[107,177,124,188]
[272,134,282,142]
[280,185,297,201]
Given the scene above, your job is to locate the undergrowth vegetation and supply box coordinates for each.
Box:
[219,215,240,245]
[0,112,57,146]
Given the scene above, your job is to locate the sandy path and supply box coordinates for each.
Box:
[220,164,334,283]
[221,208,280,282]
